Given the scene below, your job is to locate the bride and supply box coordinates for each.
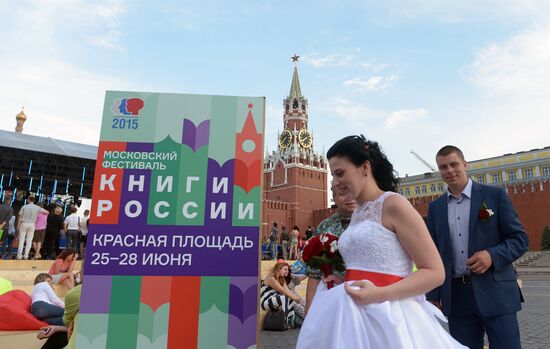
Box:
[297,135,466,348]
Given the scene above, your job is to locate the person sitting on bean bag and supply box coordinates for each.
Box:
[31,273,65,326]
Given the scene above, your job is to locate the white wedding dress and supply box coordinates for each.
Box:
[296,192,466,349]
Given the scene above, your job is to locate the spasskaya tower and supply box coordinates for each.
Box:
[263,55,328,232]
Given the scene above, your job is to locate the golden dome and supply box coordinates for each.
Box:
[16,108,27,121]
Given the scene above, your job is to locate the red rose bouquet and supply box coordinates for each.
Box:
[302,233,345,289]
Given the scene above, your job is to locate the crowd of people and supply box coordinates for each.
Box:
[264,223,315,261]
[0,196,89,261]
[1,135,529,349]
[260,135,527,349]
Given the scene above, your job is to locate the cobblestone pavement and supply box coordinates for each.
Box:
[259,274,550,349]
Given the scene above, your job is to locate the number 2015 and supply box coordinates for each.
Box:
[112,118,138,129]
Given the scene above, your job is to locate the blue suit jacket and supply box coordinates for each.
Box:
[426,181,528,317]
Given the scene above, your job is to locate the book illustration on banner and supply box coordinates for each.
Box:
[76,91,265,349]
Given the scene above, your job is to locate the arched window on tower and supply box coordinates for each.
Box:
[293,99,299,109]
[302,102,306,111]
[285,103,289,112]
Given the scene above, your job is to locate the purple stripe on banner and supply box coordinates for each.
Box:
[118,142,154,227]
[227,276,258,349]
[85,224,259,277]
[80,275,113,314]
[204,159,234,227]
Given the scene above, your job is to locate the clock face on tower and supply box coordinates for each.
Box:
[298,129,312,148]
[279,129,293,148]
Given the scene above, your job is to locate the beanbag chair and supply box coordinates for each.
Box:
[0,290,48,330]
[0,276,12,295]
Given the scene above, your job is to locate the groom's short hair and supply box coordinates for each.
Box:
[436,145,465,161]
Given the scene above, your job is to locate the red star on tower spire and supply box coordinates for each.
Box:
[247,103,254,109]
[291,54,300,62]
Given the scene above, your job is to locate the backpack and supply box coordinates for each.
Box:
[263,309,288,331]
[290,260,307,275]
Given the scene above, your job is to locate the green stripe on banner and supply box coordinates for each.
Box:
[198,277,230,349]
[107,276,142,348]
[208,96,237,165]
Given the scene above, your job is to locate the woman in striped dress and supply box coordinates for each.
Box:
[260,262,302,327]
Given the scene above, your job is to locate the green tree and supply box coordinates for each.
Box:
[542,226,550,250]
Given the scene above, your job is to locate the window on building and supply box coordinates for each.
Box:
[476,175,486,184]
[492,173,501,183]
[524,168,534,179]
[508,170,517,181]
[399,189,403,195]
[421,185,427,193]
[404,188,410,197]
[437,183,444,192]
[415,186,420,195]
[542,166,550,177]
[430,183,436,192]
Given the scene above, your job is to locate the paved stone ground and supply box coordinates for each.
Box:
[259,274,550,349]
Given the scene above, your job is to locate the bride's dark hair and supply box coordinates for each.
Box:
[327,135,399,192]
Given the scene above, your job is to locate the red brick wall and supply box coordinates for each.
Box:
[312,207,336,228]
[261,200,290,238]
[505,181,550,250]
[408,181,550,251]
[262,179,549,250]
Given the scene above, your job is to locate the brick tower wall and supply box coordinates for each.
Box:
[408,181,550,251]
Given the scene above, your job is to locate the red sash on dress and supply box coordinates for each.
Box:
[345,269,404,287]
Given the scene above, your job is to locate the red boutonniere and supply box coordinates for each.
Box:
[479,202,495,221]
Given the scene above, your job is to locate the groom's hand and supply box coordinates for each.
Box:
[467,250,493,274]
[428,300,442,310]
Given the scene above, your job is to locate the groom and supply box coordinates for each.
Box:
[426,145,528,349]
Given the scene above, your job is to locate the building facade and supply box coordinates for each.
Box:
[262,56,328,235]
[399,147,550,250]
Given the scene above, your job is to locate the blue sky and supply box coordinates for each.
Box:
[1,0,549,177]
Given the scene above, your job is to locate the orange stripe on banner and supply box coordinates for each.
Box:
[167,276,201,349]
[90,141,126,225]
[141,276,172,312]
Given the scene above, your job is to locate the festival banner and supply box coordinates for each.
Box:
[76,91,264,349]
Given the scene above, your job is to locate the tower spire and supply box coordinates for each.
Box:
[289,54,302,99]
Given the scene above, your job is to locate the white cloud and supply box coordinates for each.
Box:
[0,0,133,145]
[385,108,428,128]
[360,61,390,73]
[317,97,384,127]
[1,0,126,51]
[456,20,550,159]
[264,103,283,154]
[301,53,357,68]
[466,23,550,98]
[343,74,399,92]
[0,58,135,145]
[380,0,550,23]
[90,30,125,52]
[312,98,441,176]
